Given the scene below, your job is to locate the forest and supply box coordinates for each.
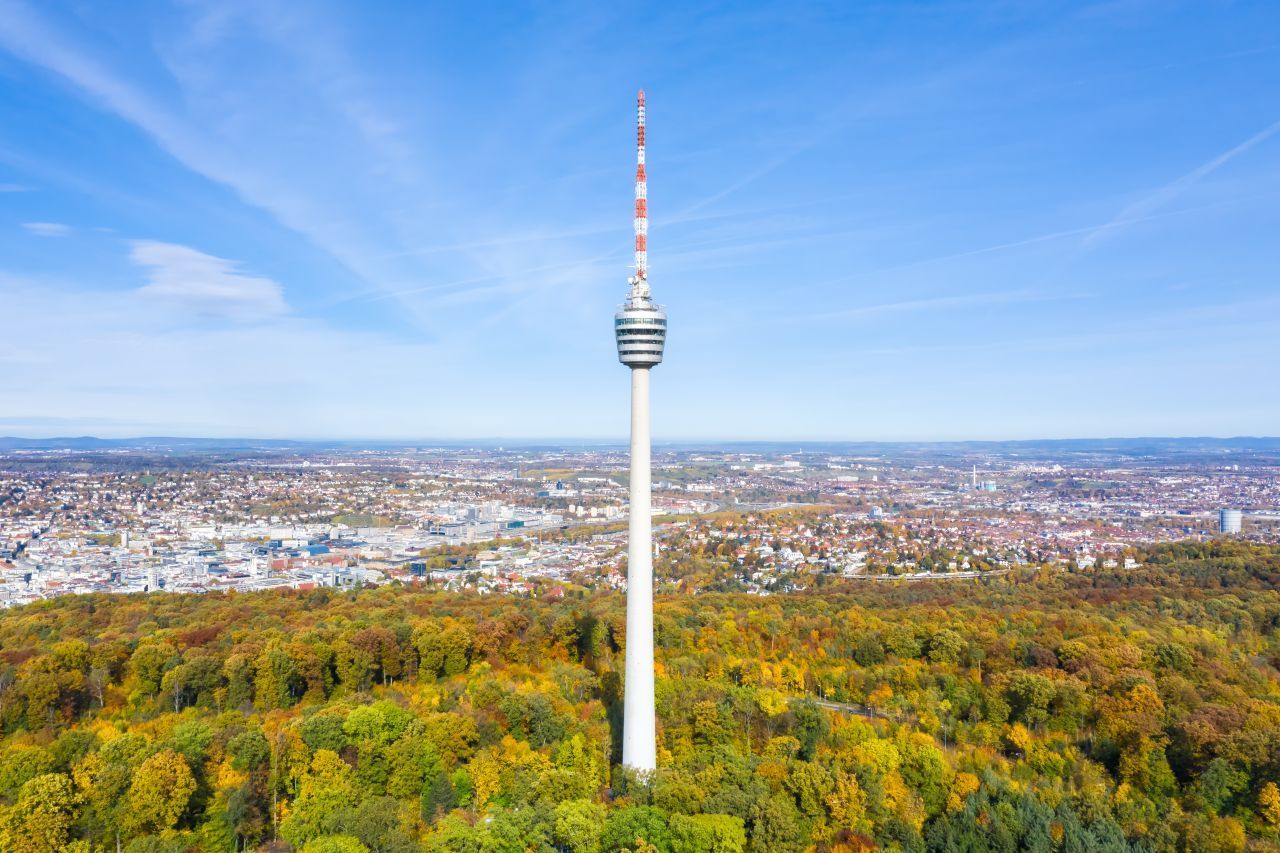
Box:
[0,539,1278,852]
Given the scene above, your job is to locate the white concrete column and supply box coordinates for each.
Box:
[622,366,657,772]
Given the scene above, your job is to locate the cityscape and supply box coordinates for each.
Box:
[3,438,1276,607]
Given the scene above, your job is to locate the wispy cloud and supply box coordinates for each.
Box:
[799,198,1242,296]
[181,4,418,182]
[852,293,1280,360]
[0,183,30,192]
[22,221,71,237]
[332,252,617,307]
[0,0,428,321]
[1083,118,1280,249]
[383,225,617,260]
[130,240,288,321]
[815,289,1080,322]
[0,270,551,439]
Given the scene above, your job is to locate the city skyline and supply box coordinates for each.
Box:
[2,1,1279,441]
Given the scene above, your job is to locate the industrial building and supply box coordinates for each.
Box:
[1220,508,1243,534]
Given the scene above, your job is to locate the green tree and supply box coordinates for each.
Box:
[299,712,348,754]
[554,798,605,853]
[344,700,413,745]
[853,634,885,667]
[783,760,833,820]
[1005,672,1055,728]
[129,642,177,696]
[227,728,271,772]
[926,629,965,665]
[303,836,371,853]
[222,653,255,709]
[670,813,746,853]
[601,805,672,852]
[747,794,802,853]
[254,643,298,709]
[0,744,55,798]
[791,700,830,761]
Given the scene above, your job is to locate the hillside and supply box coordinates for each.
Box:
[1,542,1279,851]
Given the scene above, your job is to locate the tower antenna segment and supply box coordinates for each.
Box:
[632,90,649,296]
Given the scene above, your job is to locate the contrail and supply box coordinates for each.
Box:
[1083,117,1280,249]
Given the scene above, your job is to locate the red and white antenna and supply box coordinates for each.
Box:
[631,90,649,294]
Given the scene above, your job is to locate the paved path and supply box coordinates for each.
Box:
[813,698,875,718]
[849,568,1011,581]
[808,696,917,724]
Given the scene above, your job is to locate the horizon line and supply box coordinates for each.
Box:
[1,433,1278,446]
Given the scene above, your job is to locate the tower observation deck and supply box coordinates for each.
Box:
[615,297,667,367]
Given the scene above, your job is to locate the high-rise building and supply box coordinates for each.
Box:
[1220,508,1243,534]
[616,90,665,773]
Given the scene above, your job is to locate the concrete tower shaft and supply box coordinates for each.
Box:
[621,365,657,772]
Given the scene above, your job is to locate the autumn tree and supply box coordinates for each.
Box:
[0,772,79,853]
[126,749,197,834]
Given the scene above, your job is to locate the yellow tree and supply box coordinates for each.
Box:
[1259,781,1280,829]
[281,749,359,848]
[0,773,80,853]
[127,749,196,834]
[946,772,980,813]
[469,751,502,811]
[826,773,870,834]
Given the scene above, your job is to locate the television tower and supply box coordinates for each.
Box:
[616,89,665,773]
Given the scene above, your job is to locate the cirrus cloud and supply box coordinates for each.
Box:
[23,221,71,236]
[130,240,288,321]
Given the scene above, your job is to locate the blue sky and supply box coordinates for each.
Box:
[1,1,1277,440]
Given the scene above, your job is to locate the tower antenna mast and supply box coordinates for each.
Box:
[631,91,649,296]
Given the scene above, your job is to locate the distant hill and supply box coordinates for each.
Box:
[658,436,1280,457]
[1,434,1277,456]
[0,436,311,451]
